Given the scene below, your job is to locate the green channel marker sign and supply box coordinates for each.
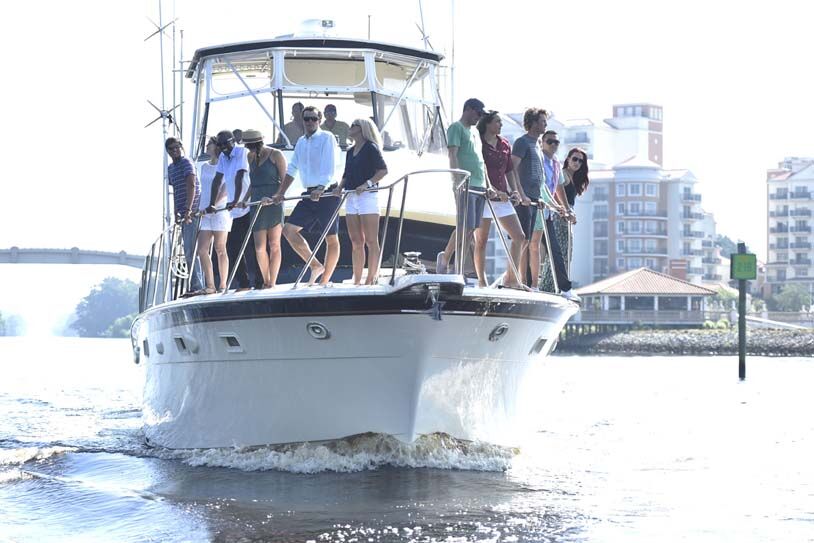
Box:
[730,253,757,280]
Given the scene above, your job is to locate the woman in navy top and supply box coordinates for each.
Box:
[333,118,388,285]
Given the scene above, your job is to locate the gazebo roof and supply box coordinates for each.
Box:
[576,267,717,296]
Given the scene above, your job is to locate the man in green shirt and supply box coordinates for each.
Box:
[321,103,350,147]
[437,98,492,287]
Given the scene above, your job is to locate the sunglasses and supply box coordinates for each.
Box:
[545,139,560,146]
[570,156,584,164]
[302,116,320,122]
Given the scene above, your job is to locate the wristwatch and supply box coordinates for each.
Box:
[366,180,375,188]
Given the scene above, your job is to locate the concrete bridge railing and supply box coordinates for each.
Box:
[0,247,146,269]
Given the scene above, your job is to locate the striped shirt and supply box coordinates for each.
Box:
[168,156,201,216]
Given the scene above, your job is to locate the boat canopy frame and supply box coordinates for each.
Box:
[187,39,446,159]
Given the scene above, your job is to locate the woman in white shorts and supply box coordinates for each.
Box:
[476,111,526,289]
[333,118,388,285]
[195,137,232,294]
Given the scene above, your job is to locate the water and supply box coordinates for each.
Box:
[1,337,812,542]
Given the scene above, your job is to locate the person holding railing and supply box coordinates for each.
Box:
[436,98,492,288]
[535,130,579,302]
[194,137,231,294]
[540,147,589,294]
[242,129,287,289]
[332,118,388,285]
[209,130,256,291]
[510,108,548,288]
[273,106,341,286]
[164,137,203,292]
[476,111,526,289]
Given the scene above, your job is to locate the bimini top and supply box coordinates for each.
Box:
[186,37,444,78]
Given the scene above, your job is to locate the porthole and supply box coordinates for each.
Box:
[306,322,330,340]
[489,323,509,342]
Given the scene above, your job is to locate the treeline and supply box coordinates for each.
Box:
[71,277,139,338]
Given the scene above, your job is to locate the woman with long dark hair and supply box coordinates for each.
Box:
[476,111,527,289]
[541,147,589,292]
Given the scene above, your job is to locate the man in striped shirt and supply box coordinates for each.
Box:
[165,137,202,291]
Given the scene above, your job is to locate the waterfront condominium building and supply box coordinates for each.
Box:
[766,157,814,296]
[484,104,717,288]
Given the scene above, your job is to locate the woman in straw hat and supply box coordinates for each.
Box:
[243,129,287,288]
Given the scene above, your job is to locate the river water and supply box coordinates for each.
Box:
[1,336,812,542]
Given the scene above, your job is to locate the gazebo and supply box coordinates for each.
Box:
[573,267,717,327]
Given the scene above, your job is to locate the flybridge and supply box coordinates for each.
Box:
[184,36,447,159]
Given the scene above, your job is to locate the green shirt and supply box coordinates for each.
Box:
[321,120,350,147]
[447,121,486,188]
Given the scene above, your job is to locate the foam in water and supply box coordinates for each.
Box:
[0,446,76,466]
[153,433,518,474]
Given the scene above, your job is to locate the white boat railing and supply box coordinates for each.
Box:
[138,167,567,311]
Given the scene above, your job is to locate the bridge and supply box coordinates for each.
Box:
[0,247,146,269]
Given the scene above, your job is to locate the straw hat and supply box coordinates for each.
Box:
[242,129,263,144]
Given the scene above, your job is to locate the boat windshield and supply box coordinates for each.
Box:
[190,44,446,157]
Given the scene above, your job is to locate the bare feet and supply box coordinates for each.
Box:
[307,264,325,286]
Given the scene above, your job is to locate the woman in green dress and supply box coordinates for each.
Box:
[243,129,287,288]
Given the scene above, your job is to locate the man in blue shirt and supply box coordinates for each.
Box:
[273,106,340,285]
[165,137,202,291]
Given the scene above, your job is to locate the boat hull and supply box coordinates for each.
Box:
[132,280,577,449]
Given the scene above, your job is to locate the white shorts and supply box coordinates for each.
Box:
[198,210,233,232]
[345,190,379,215]
[482,200,517,219]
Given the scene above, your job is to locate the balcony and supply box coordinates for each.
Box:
[688,267,704,275]
[790,226,812,233]
[770,226,789,234]
[790,208,812,217]
[770,243,789,250]
[682,250,704,257]
[790,191,813,200]
[593,210,608,219]
[627,209,668,218]
[769,210,789,218]
[793,259,813,266]
[682,231,704,238]
[624,247,668,256]
[642,229,669,236]
[790,242,812,249]
[703,273,723,281]
[702,240,714,248]
[681,211,704,220]
[594,191,608,201]
[769,192,788,200]
[702,257,722,264]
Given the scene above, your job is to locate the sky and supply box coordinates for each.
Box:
[1,0,812,264]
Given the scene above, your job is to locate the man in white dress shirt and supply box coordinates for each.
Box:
[273,106,340,285]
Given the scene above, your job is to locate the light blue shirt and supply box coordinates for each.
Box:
[286,128,338,188]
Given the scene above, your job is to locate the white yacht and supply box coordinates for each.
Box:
[132,30,579,449]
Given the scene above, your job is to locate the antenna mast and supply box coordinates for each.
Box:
[158,0,170,233]
[450,0,455,117]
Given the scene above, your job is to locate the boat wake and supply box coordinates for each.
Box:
[153,432,518,474]
[0,432,518,475]
[0,445,77,467]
